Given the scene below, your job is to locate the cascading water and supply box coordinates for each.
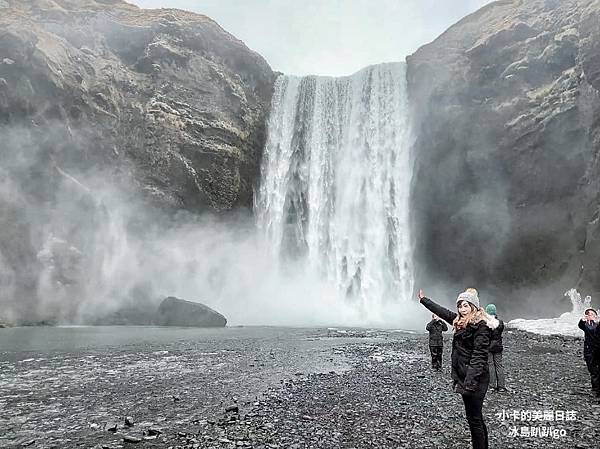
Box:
[256,62,414,316]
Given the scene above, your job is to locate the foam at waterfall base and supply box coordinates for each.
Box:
[508,314,583,337]
[507,288,591,337]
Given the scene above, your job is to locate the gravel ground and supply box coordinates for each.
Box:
[0,327,352,449]
[183,329,599,449]
[1,327,598,448]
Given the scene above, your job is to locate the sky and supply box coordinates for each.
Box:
[128,0,494,76]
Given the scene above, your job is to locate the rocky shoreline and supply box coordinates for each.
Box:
[177,330,597,449]
[1,327,598,448]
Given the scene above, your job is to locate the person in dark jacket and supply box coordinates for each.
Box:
[426,314,448,370]
[418,288,498,449]
[484,303,506,392]
[578,307,600,397]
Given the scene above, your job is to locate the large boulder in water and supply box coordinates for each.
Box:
[155,296,227,327]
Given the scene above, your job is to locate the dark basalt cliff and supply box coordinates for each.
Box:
[0,0,274,211]
[0,0,275,323]
[408,0,600,313]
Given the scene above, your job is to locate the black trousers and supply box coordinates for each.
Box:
[462,391,488,449]
[429,345,443,369]
[584,353,600,396]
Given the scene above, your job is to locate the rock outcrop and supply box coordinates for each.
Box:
[0,0,275,322]
[155,296,227,327]
[0,0,274,211]
[407,0,600,314]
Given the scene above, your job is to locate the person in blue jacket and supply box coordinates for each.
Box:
[418,288,498,449]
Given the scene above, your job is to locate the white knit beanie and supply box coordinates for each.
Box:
[456,291,480,309]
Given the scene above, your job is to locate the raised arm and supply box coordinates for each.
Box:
[426,321,432,331]
[463,321,491,392]
[578,319,586,331]
[441,321,449,332]
[420,297,457,325]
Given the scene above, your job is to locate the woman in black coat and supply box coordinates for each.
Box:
[418,288,499,449]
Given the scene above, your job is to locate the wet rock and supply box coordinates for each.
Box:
[147,428,162,436]
[225,405,239,414]
[155,297,227,327]
[124,416,134,427]
[122,435,142,443]
[105,422,118,432]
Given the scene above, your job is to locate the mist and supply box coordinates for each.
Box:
[0,120,429,328]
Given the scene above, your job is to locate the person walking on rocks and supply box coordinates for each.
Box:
[484,303,506,392]
[417,288,498,449]
[426,314,448,370]
[578,307,600,398]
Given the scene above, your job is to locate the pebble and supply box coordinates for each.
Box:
[122,435,142,443]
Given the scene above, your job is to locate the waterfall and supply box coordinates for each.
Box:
[256,62,414,314]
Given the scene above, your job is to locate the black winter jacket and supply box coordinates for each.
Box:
[421,297,498,395]
[489,318,504,354]
[578,319,600,358]
[426,319,448,346]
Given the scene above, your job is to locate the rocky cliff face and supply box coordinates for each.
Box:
[0,0,274,210]
[408,0,600,314]
[0,0,275,323]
